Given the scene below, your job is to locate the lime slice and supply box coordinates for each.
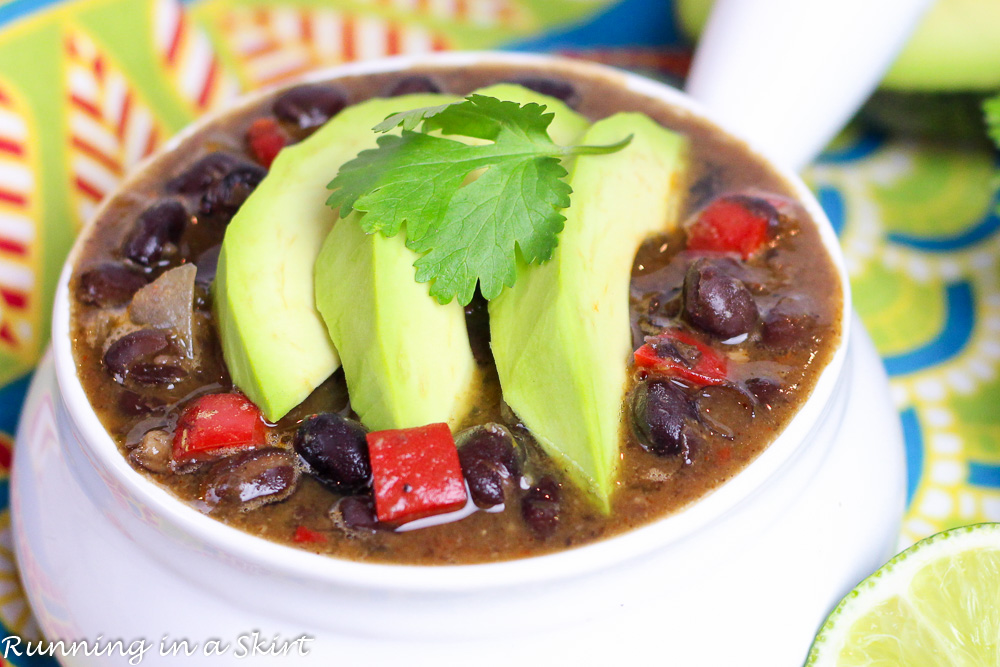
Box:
[807,523,1000,666]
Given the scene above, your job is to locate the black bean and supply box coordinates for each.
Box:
[464,459,504,507]
[202,448,299,510]
[104,329,170,382]
[506,77,579,108]
[123,200,188,266]
[199,164,266,221]
[744,377,782,409]
[294,413,370,494]
[457,424,519,508]
[130,429,172,473]
[732,194,781,235]
[195,244,221,288]
[457,424,520,476]
[631,380,699,462]
[761,299,816,348]
[117,390,164,416]
[386,75,441,96]
[521,476,560,538]
[336,495,379,530]
[273,85,347,131]
[683,258,758,339]
[77,264,148,307]
[463,290,492,365]
[129,363,187,385]
[166,152,240,194]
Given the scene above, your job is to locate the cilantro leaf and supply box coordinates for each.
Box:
[326,94,629,305]
[373,102,453,133]
[412,155,572,304]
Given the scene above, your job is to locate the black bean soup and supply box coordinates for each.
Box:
[70,64,842,564]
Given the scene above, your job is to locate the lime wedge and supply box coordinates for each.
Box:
[808,523,1000,666]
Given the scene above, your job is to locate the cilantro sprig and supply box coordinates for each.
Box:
[326,94,630,305]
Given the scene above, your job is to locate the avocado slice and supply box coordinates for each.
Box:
[313,84,588,431]
[215,93,451,422]
[489,113,688,512]
[315,216,477,431]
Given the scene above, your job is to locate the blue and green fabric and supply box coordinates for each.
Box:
[807,130,1000,548]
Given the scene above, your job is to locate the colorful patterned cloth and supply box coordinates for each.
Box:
[0,0,996,658]
[807,129,1000,548]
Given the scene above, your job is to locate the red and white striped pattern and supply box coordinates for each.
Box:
[371,0,531,30]
[65,28,164,229]
[0,83,37,358]
[219,7,451,89]
[0,507,37,641]
[154,0,241,114]
[13,390,63,640]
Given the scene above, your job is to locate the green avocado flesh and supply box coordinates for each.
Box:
[880,0,1000,91]
[315,215,477,430]
[312,84,587,432]
[489,113,688,512]
[677,0,1000,92]
[215,93,449,422]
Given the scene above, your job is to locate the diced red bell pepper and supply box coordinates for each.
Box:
[292,526,327,544]
[172,393,269,463]
[247,117,286,168]
[634,330,728,386]
[686,195,771,259]
[366,423,468,526]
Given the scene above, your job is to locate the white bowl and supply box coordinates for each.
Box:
[13,52,905,666]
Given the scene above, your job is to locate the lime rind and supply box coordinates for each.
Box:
[807,523,1000,666]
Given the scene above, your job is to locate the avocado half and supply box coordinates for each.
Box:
[677,0,1000,92]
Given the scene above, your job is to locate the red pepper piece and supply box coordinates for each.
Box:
[367,423,468,526]
[634,330,728,386]
[173,393,268,463]
[247,117,286,168]
[292,526,327,544]
[686,195,771,259]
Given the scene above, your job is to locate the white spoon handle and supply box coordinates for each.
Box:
[684,0,934,171]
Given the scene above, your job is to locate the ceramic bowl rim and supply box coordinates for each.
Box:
[50,51,851,593]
